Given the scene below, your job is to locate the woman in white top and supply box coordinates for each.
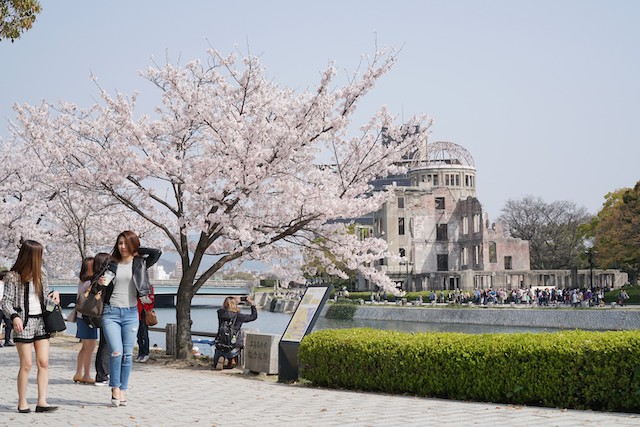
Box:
[100,230,161,407]
[1,240,60,413]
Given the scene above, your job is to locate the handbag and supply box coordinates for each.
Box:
[75,283,104,318]
[43,304,67,333]
[145,309,158,326]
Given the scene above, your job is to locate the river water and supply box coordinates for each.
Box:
[62,297,558,357]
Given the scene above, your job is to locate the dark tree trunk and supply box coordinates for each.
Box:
[175,271,196,359]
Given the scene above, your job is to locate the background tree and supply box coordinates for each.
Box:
[301,225,361,291]
[588,184,640,283]
[0,0,41,42]
[9,48,430,359]
[498,195,592,269]
[0,119,155,275]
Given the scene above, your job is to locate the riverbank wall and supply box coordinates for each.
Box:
[326,304,640,331]
[256,291,640,331]
[254,291,300,313]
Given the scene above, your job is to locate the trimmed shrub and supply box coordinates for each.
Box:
[342,291,372,301]
[298,328,640,412]
[325,303,358,320]
[344,291,434,303]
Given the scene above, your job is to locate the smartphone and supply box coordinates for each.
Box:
[240,296,248,302]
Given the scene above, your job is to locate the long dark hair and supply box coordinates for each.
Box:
[79,257,94,282]
[11,240,44,298]
[111,230,140,261]
[91,253,112,282]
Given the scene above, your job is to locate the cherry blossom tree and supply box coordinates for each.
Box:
[0,119,153,274]
[9,48,431,358]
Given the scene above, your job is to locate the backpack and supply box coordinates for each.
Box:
[215,313,239,352]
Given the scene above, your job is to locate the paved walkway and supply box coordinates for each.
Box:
[0,337,639,426]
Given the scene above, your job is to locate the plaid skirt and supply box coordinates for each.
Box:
[13,316,51,343]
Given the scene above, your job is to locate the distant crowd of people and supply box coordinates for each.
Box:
[430,287,612,307]
[368,286,631,308]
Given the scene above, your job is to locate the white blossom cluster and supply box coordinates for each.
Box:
[0,48,430,295]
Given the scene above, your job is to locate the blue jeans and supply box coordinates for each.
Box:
[101,305,138,390]
[213,346,240,366]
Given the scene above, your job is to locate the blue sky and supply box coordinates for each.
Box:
[1,0,639,219]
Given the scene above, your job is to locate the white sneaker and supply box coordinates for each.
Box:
[95,380,108,387]
[139,355,149,363]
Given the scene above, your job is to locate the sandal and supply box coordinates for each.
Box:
[111,390,120,407]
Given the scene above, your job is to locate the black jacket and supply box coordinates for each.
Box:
[217,305,258,330]
[104,247,162,304]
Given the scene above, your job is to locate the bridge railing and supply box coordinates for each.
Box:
[49,278,258,288]
[153,279,259,288]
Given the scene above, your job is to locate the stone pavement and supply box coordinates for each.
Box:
[0,337,639,426]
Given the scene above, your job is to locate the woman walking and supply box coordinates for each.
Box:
[100,230,161,406]
[1,240,60,413]
[72,257,97,384]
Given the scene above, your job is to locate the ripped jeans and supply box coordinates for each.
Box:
[101,305,138,391]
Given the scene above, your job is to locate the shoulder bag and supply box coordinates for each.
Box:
[75,282,104,319]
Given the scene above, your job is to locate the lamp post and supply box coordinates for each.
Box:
[405,260,410,290]
[398,260,412,292]
[584,247,598,292]
[585,247,600,307]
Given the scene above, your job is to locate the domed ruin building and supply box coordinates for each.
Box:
[356,141,627,292]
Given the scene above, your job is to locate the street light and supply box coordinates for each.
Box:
[405,260,410,290]
[584,247,598,290]
[398,260,412,291]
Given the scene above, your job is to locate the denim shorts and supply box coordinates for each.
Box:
[76,316,98,340]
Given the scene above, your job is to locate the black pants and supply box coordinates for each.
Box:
[137,312,149,357]
[1,310,12,343]
[95,327,110,382]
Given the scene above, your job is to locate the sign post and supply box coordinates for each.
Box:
[278,284,333,382]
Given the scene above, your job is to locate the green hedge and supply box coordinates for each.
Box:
[344,291,433,303]
[325,303,358,320]
[605,286,640,305]
[298,328,640,412]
